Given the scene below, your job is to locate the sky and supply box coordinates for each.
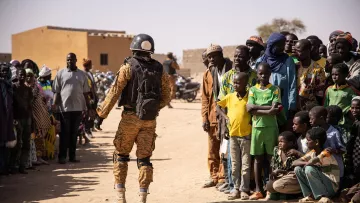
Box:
[0,0,360,62]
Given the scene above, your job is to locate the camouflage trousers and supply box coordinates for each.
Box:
[113,111,157,189]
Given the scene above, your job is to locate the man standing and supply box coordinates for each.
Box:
[202,44,232,188]
[163,52,180,108]
[52,53,93,164]
[82,58,97,138]
[97,34,170,203]
[246,36,265,69]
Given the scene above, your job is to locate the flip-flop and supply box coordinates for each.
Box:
[299,196,315,203]
[249,191,264,200]
[240,191,249,200]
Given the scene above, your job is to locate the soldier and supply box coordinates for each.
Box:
[163,52,180,108]
[97,34,170,203]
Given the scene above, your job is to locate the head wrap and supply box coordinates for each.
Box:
[206,44,223,56]
[21,59,39,77]
[260,33,288,72]
[25,68,34,75]
[83,58,92,67]
[246,36,265,49]
[352,96,360,101]
[10,60,20,67]
[329,30,344,41]
[335,33,353,49]
[39,65,52,77]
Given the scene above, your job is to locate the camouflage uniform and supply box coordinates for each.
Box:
[97,62,170,189]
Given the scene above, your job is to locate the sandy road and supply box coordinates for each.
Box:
[1,102,288,203]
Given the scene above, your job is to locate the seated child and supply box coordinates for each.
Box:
[293,127,340,203]
[266,131,301,196]
[217,72,252,200]
[309,106,346,178]
[292,111,311,155]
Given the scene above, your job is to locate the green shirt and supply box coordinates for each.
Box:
[324,84,359,125]
[248,84,281,127]
[218,68,257,99]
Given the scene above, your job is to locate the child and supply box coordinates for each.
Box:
[292,111,311,154]
[325,53,342,88]
[266,131,301,197]
[293,127,340,203]
[217,72,251,200]
[344,97,360,187]
[9,68,33,174]
[326,105,350,145]
[309,106,345,179]
[324,63,358,126]
[247,62,283,200]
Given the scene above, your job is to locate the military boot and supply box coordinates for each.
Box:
[139,192,147,203]
[115,188,126,203]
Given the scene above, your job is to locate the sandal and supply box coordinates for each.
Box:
[318,197,333,203]
[299,196,315,203]
[240,191,249,200]
[249,191,264,200]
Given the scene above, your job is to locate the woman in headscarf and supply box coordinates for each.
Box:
[0,62,15,174]
[21,59,40,78]
[256,32,297,118]
[25,68,52,165]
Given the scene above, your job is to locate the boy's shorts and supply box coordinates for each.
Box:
[250,126,278,156]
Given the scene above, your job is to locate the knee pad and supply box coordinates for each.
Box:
[137,156,152,169]
[113,152,130,163]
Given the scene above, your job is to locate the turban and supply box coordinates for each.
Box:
[206,44,223,56]
[10,60,20,66]
[261,33,288,72]
[329,30,344,41]
[353,96,360,101]
[335,33,353,49]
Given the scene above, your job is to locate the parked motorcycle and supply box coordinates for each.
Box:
[175,75,200,102]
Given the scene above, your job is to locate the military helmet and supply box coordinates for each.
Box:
[130,34,155,54]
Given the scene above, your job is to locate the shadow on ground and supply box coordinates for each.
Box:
[0,142,112,203]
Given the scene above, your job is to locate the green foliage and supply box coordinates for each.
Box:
[257,18,306,41]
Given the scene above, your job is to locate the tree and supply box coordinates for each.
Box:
[256,18,306,41]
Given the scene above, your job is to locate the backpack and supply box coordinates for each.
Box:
[131,58,162,120]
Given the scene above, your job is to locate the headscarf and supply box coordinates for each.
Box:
[25,68,34,75]
[10,60,20,67]
[335,33,353,49]
[83,58,92,67]
[261,33,288,72]
[329,30,344,41]
[39,65,52,77]
[352,96,360,101]
[21,59,39,77]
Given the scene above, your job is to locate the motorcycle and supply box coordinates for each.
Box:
[175,75,200,102]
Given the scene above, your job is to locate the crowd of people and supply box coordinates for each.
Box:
[201,30,360,203]
[0,54,100,174]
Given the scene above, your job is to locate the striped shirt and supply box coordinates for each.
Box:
[301,150,340,192]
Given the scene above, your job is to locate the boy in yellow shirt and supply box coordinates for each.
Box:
[217,72,251,200]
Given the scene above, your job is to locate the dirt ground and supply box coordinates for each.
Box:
[0,101,294,203]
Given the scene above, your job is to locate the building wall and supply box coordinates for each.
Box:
[0,53,11,62]
[182,45,237,75]
[12,26,88,76]
[87,35,133,73]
